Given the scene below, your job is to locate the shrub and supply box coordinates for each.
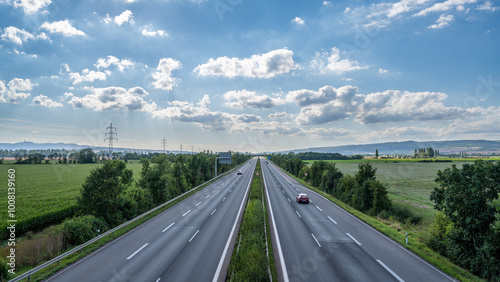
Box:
[62,215,108,247]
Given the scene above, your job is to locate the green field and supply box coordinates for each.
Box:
[0,161,143,236]
[304,160,470,224]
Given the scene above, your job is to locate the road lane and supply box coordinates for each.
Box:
[263,159,455,282]
[48,160,256,282]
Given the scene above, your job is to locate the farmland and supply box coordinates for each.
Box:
[0,161,143,237]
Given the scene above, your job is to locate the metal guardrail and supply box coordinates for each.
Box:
[10,165,240,282]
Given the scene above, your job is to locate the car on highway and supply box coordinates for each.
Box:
[296,193,309,204]
[237,171,242,175]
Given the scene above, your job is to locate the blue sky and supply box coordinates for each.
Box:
[0,0,499,153]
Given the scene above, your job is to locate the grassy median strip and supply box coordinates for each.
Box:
[227,160,277,282]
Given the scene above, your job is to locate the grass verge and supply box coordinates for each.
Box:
[227,160,277,281]
[278,168,483,282]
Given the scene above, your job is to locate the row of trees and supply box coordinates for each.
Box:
[78,152,250,226]
[429,160,500,280]
[270,154,395,217]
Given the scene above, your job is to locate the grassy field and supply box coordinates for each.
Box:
[304,160,472,224]
[0,161,143,236]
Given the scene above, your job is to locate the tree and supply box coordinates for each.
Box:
[430,160,500,279]
[371,180,392,214]
[355,162,377,186]
[319,163,343,195]
[375,149,379,159]
[78,148,96,163]
[78,160,133,225]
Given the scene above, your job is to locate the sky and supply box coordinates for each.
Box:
[0,0,499,153]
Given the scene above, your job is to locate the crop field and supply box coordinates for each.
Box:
[304,160,471,224]
[0,161,143,236]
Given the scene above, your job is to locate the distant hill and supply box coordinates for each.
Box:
[278,140,500,156]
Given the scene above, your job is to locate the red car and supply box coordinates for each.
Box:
[296,193,309,204]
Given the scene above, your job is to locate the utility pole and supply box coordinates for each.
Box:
[180,144,183,155]
[162,138,167,154]
[104,123,117,158]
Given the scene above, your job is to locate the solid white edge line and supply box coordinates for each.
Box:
[346,233,362,246]
[311,233,321,247]
[327,216,337,224]
[377,260,405,282]
[126,243,149,260]
[262,161,289,282]
[189,230,200,242]
[162,222,175,232]
[212,162,255,282]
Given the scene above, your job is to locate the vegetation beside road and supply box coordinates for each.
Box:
[227,159,277,282]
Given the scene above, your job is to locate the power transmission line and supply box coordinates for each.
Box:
[104,123,117,157]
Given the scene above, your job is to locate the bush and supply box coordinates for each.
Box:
[389,205,422,225]
[0,259,9,281]
[62,216,109,247]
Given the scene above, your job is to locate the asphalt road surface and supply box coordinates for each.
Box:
[262,158,456,282]
[47,160,256,282]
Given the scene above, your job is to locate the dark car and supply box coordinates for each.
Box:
[237,171,242,175]
[296,193,309,204]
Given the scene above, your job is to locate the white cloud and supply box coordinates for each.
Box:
[292,85,358,125]
[152,58,182,91]
[356,90,482,123]
[95,56,134,71]
[287,85,358,107]
[194,48,298,79]
[378,68,389,74]
[13,0,51,14]
[477,1,498,11]
[302,127,355,139]
[142,25,168,37]
[223,89,285,109]
[114,10,134,26]
[41,20,86,37]
[428,14,454,29]
[323,1,332,6]
[415,0,477,17]
[153,96,233,131]
[13,49,37,58]
[292,17,305,26]
[61,92,73,101]
[0,78,35,103]
[1,27,49,45]
[69,86,156,112]
[268,112,288,118]
[311,47,369,74]
[31,94,63,107]
[69,69,110,85]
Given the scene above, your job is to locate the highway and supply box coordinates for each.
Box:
[47,160,256,282]
[262,158,456,282]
